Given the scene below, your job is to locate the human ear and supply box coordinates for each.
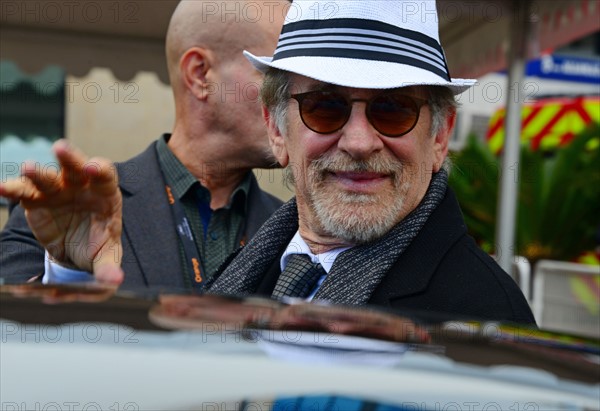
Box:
[432,108,456,172]
[264,106,289,167]
[179,47,213,100]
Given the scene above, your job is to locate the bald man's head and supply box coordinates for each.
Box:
[165,0,288,87]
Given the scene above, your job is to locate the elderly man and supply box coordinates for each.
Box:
[209,0,535,324]
[0,1,287,288]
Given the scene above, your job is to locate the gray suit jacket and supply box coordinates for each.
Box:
[0,141,282,289]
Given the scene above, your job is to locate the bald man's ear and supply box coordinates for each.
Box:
[432,107,456,172]
[264,106,289,167]
[180,47,213,100]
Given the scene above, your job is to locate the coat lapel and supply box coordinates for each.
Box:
[369,189,467,305]
[117,142,185,289]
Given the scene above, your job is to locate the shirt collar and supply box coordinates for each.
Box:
[156,134,198,200]
[229,172,252,213]
[280,231,351,274]
[156,134,252,211]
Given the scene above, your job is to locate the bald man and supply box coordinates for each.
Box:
[0,1,288,289]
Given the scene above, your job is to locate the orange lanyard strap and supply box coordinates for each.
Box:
[165,185,205,290]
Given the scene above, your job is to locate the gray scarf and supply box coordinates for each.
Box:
[210,170,448,305]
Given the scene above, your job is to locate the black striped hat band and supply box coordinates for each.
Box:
[272,18,452,82]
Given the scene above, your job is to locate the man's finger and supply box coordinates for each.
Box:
[86,157,119,196]
[94,262,125,285]
[21,161,62,197]
[53,139,90,188]
[93,241,124,285]
[0,176,38,202]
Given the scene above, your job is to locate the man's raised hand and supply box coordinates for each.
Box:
[0,140,124,284]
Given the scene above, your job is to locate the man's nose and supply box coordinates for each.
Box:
[337,103,384,159]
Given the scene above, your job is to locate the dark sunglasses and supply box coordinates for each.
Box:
[290,90,428,137]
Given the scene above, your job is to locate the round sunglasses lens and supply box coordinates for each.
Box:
[301,92,349,134]
[370,94,419,137]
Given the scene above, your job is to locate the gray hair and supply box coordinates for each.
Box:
[261,68,292,134]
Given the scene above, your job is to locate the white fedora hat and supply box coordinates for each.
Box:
[245,0,475,94]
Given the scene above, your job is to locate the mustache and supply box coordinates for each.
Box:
[311,153,403,176]
[284,153,404,189]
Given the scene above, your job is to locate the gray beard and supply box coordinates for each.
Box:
[289,153,409,244]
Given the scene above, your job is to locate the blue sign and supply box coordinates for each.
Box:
[526,55,600,84]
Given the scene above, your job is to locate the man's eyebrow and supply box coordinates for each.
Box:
[301,82,424,95]
[302,82,342,93]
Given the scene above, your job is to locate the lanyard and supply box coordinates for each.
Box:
[165,185,205,290]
